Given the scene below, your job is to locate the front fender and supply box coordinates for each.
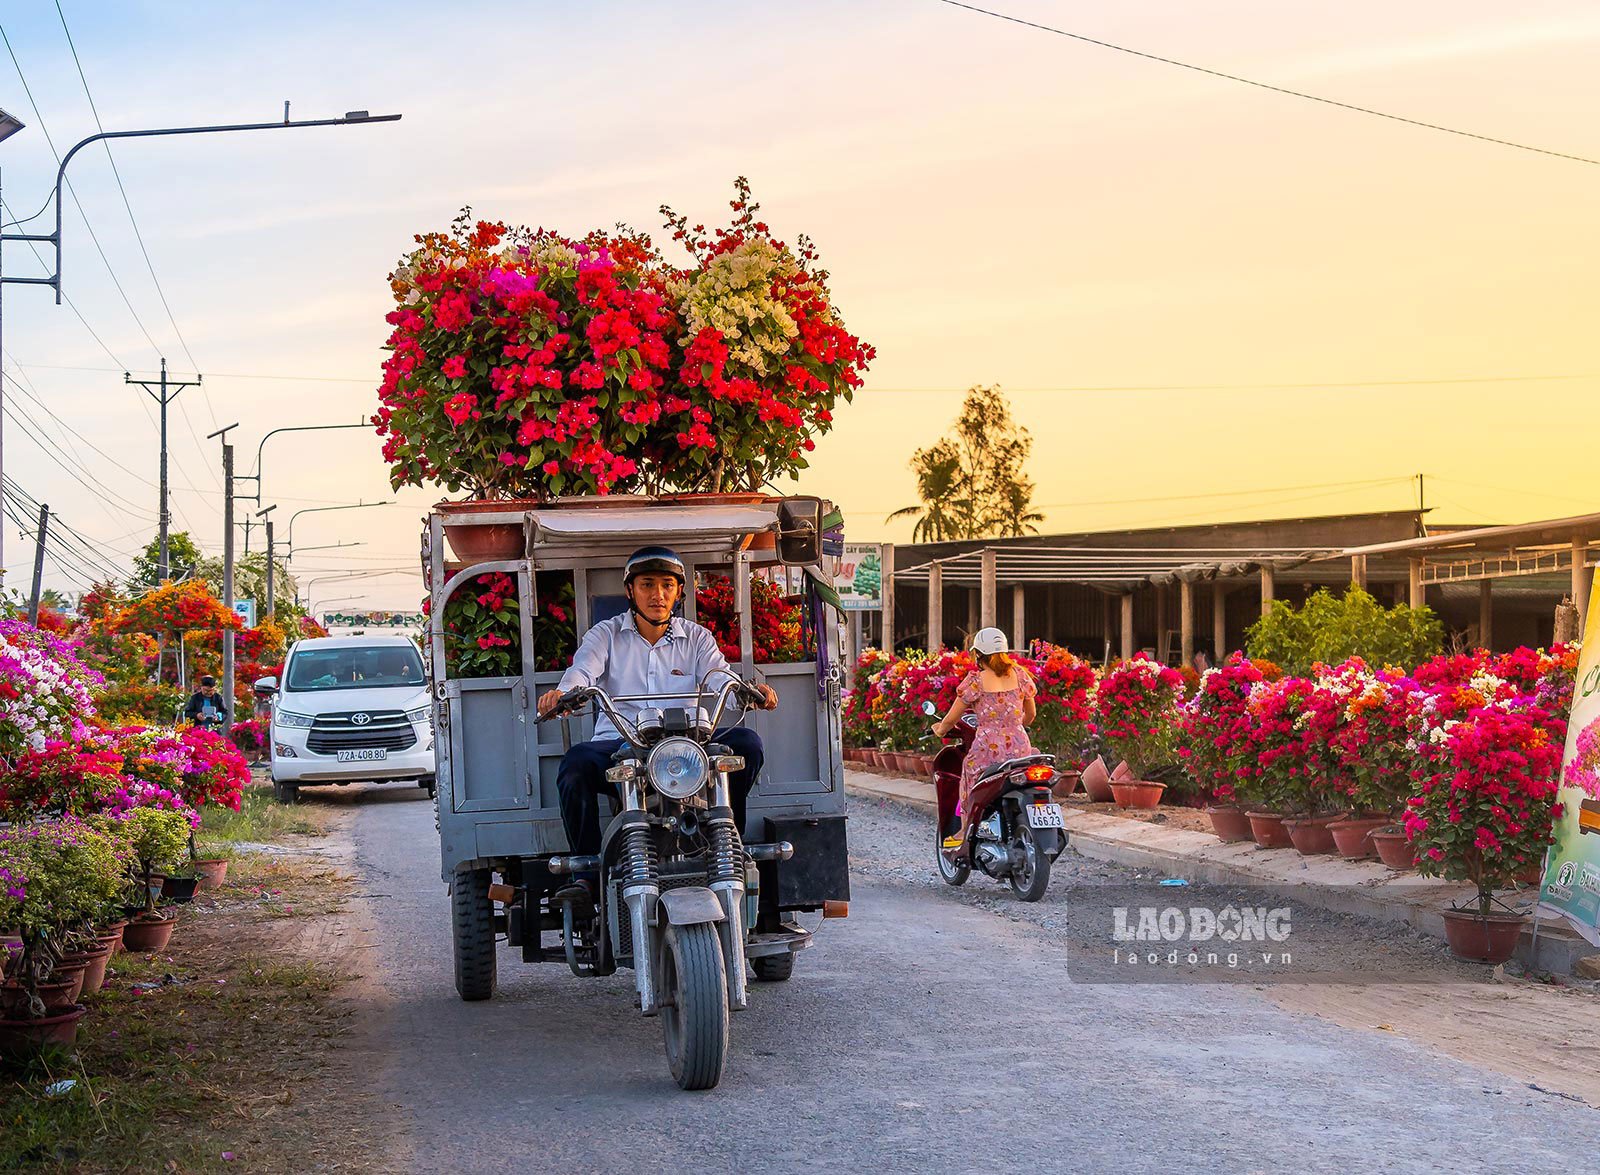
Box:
[658,886,726,926]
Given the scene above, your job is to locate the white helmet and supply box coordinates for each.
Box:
[970,627,1008,656]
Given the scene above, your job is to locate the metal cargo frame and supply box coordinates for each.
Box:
[425,500,848,883]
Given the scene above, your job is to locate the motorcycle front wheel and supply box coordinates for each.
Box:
[1009,834,1051,902]
[660,922,729,1091]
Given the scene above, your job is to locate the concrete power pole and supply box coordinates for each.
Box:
[127,359,202,581]
[209,423,239,722]
[26,502,47,624]
[263,516,276,618]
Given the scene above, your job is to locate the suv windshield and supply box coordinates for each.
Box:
[285,646,425,692]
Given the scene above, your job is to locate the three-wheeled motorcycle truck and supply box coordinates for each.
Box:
[424,495,851,1089]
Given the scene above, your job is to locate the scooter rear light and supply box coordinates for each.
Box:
[1024,765,1054,783]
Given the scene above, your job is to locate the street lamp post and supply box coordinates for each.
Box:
[285,501,389,552]
[0,106,401,570]
[236,422,371,506]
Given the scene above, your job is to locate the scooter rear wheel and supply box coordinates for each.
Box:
[937,828,971,886]
[1009,835,1051,902]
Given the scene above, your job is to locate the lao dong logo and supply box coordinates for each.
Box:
[1112,905,1292,944]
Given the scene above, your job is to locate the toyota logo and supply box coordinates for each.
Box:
[351,712,371,726]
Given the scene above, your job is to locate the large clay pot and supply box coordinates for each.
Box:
[1081,758,1115,803]
[1052,770,1083,800]
[1,979,76,1017]
[49,961,88,1005]
[1111,781,1166,810]
[97,922,127,955]
[122,912,177,953]
[1246,811,1294,850]
[193,858,230,892]
[438,499,530,562]
[1370,828,1416,871]
[1441,909,1526,964]
[67,944,114,997]
[1329,817,1388,860]
[0,1006,88,1057]
[1284,815,1339,856]
[1206,805,1254,843]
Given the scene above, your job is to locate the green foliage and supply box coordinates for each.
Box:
[130,531,215,589]
[119,809,193,908]
[1245,586,1442,677]
[888,385,1041,540]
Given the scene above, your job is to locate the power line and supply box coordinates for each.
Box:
[53,0,204,384]
[934,1,1600,168]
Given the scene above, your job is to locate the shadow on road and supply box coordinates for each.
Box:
[292,782,433,809]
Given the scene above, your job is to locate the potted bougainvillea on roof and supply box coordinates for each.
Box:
[372,180,873,557]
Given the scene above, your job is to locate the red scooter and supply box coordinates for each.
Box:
[924,703,1066,901]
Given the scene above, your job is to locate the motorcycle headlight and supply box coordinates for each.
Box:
[405,705,431,724]
[276,711,314,729]
[647,737,710,801]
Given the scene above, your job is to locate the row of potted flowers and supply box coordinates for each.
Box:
[845,641,1584,962]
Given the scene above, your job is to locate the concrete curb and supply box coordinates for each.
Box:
[844,768,1598,976]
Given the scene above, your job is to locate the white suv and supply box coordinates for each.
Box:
[257,634,434,804]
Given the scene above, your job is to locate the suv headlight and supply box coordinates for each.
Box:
[647,737,710,800]
[405,705,431,724]
[276,711,314,729]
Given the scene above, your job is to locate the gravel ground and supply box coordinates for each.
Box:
[330,785,1600,1173]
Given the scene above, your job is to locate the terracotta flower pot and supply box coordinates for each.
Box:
[1515,861,1545,887]
[49,961,88,1005]
[916,754,936,779]
[438,499,530,562]
[97,922,127,955]
[68,944,114,997]
[1110,759,1136,783]
[122,912,177,953]
[1370,828,1416,871]
[1329,817,1388,860]
[1,979,77,1017]
[1111,781,1166,810]
[1284,815,1340,856]
[0,1006,88,1057]
[1246,811,1294,850]
[1441,909,1526,964]
[1052,770,1083,800]
[193,858,230,892]
[1206,805,1254,843]
[1081,758,1115,803]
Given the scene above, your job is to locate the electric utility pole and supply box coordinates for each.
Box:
[127,359,202,581]
[26,502,47,624]
[209,423,238,720]
[259,505,278,619]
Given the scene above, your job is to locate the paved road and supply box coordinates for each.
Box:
[328,784,1600,1174]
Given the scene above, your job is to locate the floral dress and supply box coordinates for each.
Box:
[957,668,1037,814]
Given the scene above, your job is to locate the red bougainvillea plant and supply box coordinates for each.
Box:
[374,180,873,501]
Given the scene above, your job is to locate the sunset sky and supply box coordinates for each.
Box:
[2,0,1596,609]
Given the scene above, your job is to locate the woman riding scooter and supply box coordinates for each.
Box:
[931,627,1038,851]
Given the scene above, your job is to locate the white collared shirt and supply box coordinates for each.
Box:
[557,612,738,741]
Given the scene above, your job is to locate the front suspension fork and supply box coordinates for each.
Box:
[614,778,662,1015]
[706,770,749,1012]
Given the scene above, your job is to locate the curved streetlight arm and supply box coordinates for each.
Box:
[9,112,401,304]
[286,501,388,550]
[238,421,371,501]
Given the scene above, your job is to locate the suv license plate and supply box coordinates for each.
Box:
[1026,803,1064,829]
[336,748,388,763]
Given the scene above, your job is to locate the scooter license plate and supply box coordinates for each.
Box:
[1026,803,1064,829]
[336,748,387,762]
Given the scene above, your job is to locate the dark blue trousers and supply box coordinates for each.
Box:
[555,727,765,861]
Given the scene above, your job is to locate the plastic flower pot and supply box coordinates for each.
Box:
[1111,781,1166,810]
[1284,815,1340,856]
[159,874,200,903]
[193,858,229,892]
[1329,817,1388,860]
[1206,805,1254,843]
[1441,909,1526,964]
[0,1006,88,1058]
[1370,828,1416,871]
[1081,758,1115,803]
[1246,811,1294,850]
[122,912,177,953]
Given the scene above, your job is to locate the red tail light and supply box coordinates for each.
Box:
[1024,764,1054,783]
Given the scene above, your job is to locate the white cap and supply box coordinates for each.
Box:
[970,627,1008,656]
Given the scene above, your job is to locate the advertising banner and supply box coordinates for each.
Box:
[835,543,883,611]
[320,609,426,629]
[1537,576,1600,947]
[231,598,256,628]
